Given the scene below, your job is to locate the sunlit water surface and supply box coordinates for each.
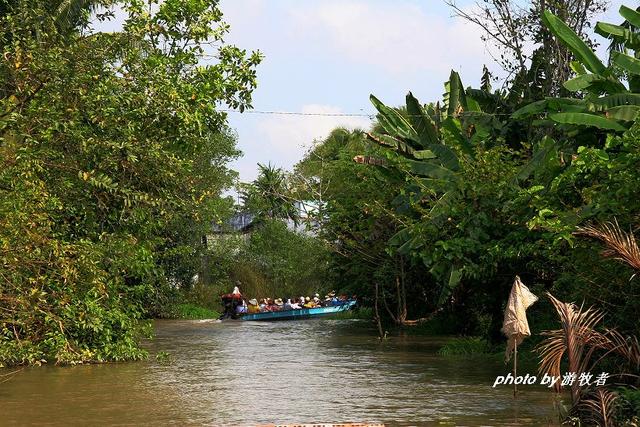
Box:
[1,319,561,426]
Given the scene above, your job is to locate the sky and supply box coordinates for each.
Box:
[218,0,628,184]
[95,0,629,184]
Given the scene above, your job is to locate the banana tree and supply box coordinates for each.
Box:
[513,5,640,132]
[363,71,487,306]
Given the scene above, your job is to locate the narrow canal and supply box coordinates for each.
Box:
[1,319,560,426]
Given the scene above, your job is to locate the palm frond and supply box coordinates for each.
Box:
[537,293,607,403]
[576,219,640,271]
[53,0,106,35]
[577,388,618,427]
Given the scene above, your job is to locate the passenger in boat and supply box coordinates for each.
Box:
[273,298,284,311]
[303,297,316,308]
[235,299,247,314]
[290,298,301,309]
[247,298,260,314]
[259,298,267,312]
[325,291,338,306]
[313,293,321,305]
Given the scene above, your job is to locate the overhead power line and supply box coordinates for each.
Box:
[219,109,375,118]
[220,108,527,118]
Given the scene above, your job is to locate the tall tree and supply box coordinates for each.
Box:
[242,163,298,225]
[0,0,261,366]
[447,0,607,97]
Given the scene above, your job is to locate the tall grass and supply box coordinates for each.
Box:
[174,303,219,320]
[437,337,491,356]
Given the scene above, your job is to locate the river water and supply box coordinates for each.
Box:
[1,319,560,426]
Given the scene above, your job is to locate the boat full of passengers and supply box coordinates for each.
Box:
[220,288,357,321]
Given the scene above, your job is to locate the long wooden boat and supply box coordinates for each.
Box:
[241,300,356,321]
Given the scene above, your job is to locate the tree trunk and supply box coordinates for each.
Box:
[374,282,384,339]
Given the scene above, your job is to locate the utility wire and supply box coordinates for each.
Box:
[220,108,532,118]
[219,109,375,118]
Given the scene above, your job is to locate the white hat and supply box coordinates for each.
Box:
[249,298,258,305]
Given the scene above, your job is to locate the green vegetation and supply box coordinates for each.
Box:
[1,1,640,423]
[202,162,333,302]
[286,3,640,424]
[617,387,640,424]
[173,304,219,320]
[436,337,491,357]
[331,307,373,320]
[155,351,173,365]
[0,0,260,366]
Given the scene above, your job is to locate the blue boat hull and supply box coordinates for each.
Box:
[241,300,356,321]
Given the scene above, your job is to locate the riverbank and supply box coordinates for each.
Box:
[169,303,220,320]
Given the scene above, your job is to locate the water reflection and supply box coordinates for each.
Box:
[1,319,559,426]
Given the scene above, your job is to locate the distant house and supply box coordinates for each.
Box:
[211,201,318,237]
[212,211,255,234]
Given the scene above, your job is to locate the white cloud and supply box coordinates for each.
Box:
[288,0,487,76]
[256,104,371,167]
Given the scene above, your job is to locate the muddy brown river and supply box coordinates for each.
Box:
[1,319,561,426]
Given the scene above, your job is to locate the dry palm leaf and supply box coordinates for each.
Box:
[577,388,618,427]
[576,220,640,271]
[537,293,608,404]
[538,294,640,405]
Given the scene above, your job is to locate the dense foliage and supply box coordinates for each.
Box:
[0,0,260,366]
[291,4,640,423]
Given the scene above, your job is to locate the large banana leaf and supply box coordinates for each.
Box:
[462,111,503,130]
[369,94,418,142]
[570,60,588,75]
[466,88,509,111]
[549,112,627,131]
[445,70,468,117]
[595,22,640,49]
[366,132,421,157]
[440,117,473,156]
[406,159,459,181]
[619,5,640,28]
[428,143,460,171]
[542,10,608,75]
[563,73,627,94]
[512,99,548,118]
[414,149,438,160]
[611,51,640,76]
[606,105,640,121]
[406,92,439,148]
[437,266,463,306]
[593,93,640,108]
[512,98,586,118]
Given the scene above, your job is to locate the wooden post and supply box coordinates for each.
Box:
[374,282,384,340]
[513,338,518,397]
